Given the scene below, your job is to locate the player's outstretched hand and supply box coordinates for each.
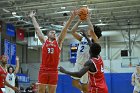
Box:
[58,66,66,73]
[70,9,78,19]
[80,29,87,37]
[29,11,36,18]
[16,56,19,61]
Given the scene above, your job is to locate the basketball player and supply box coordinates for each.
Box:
[29,10,76,93]
[59,35,108,93]
[0,55,19,93]
[71,15,102,92]
[5,56,19,93]
[131,64,140,93]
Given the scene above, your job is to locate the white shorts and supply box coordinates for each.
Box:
[1,88,5,93]
[5,87,15,93]
[133,86,140,92]
[72,63,88,84]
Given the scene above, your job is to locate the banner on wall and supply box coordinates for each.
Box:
[11,43,16,65]
[17,28,25,41]
[0,21,2,32]
[17,73,30,83]
[6,23,15,37]
[4,39,16,65]
[4,40,11,64]
[69,43,79,63]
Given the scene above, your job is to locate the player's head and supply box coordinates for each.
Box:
[87,25,102,39]
[136,64,140,73]
[89,43,101,57]
[0,55,8,64]
[93,25,102,39]
[7,66,14,73]
[47,30,56,40]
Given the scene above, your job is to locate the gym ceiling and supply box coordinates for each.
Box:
[0,0,140,37]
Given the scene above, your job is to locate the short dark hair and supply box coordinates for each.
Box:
[7,65,15,73]
[93,25,102,39]
[89,43,101,56]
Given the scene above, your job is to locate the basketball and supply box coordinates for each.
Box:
[78,7,89,20]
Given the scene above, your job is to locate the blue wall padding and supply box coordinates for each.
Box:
[104,73,112,93]
[110,73,133,93]
[57,73,134,93]
[57,75,81,93]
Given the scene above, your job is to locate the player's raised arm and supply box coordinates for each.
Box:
[29,11,46,44]
[14,56,19,74]
[57,10,77,48]
[86,15,98,43]
[71,20,83,41]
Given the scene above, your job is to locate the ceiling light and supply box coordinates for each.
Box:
[24,21,31,24]
[99,20,102,22]
[51,24,63,28]
[56,11,70,14]
[41,28,47,31]
[88,8,94,11]
[12,12,16,15]
[61,7,66,9]
[2,8,10,13]
[13,15,22,18]
[78,25,88,27]
[102,31,120,36]
[39,27,43,29]
[95,23,107,26]
[82,5,87,7]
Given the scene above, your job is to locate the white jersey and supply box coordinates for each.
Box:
[5,73,16,93]
[132,72,140,87]
[72,37,90,83]
[76,37,90,65]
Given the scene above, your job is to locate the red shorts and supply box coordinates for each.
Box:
[38,70,58,85]
[89,87,108,93]
[0,89,3,93]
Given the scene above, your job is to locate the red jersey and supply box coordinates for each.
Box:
[88,56,108,93]
[0,65,7,88]
[40,39,60,72]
